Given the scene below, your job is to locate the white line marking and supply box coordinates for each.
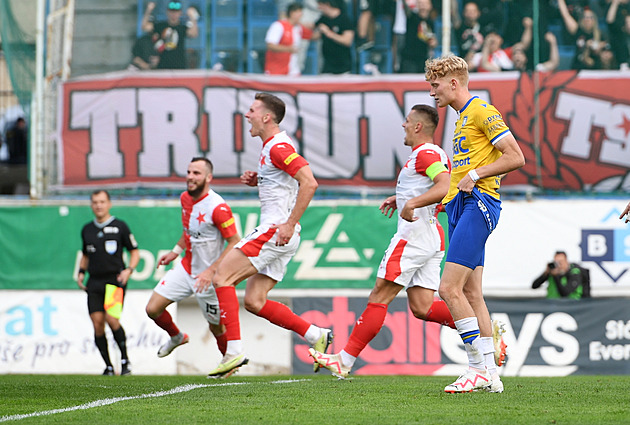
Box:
[0,379,308,422]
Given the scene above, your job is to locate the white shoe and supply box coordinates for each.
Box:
[308,348,351,379]
[444,368,492,393]
[157,333,189,358]
[483,373,504,393]
[492,320,508,367]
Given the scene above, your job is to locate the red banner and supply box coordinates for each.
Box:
[58,70,630,192]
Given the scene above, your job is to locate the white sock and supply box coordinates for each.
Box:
[225,340,243,356]
[340,350,356,368]
[304,325,322,346]
[454,317,485,370]
[481,337,497,375]
[468,338,486,370]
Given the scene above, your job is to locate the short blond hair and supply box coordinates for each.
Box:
[425,55,469,85]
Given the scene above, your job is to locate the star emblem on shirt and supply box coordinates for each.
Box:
[196,212,206,224]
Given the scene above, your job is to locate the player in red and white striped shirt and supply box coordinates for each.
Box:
[208,93,333,377]
[146,158,240,369]
[310,105,457,378]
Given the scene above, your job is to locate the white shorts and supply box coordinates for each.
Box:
[376,235,444,291]
[236,223,300,282]
[154,262,221,325]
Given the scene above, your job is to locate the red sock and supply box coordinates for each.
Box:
[257,300,310,336]
[344,303,388,357]
[425,299,455,329]
[214,331,227,356]
[153,310,180,337]
[216,286,241,341]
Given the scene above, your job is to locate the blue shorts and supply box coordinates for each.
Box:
[444,188,502,270]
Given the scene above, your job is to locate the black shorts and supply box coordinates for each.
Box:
[86,274,126,315]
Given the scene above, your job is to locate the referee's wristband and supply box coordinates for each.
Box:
[78,268,86,275]
[468,169,480,183]
[172,244,184,255]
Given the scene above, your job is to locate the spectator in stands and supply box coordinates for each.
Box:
[557,0,606,70]
[512,31,560,72]
[532,251,590,299]
[392,0,412,72]
[355,0,396,52]
[278,0,321,73]
[313,0,355,74]
[606,0,630,69]
[399,0,437,73]
[454,1,485,64]
[5,117,27,165]
[265,3,304,76]
[128,33,161,70]
[476,0,507,35]
[469,17,533,72]
[598,42,619,69]
[141,0,199,69]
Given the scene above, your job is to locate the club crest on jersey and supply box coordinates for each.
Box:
[105,240,118,254]
[462,116,468,127]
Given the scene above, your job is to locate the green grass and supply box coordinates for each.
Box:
[1,375,629,424]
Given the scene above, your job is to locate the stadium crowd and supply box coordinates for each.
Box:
[130,0,630,74]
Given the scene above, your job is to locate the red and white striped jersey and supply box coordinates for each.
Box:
[257,131,309,227]
[395,143,450,244]
[180,190,237,276]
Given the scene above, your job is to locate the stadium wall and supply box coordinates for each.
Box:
[1,199,629,296]
[2,291,629,376]
[1,198,630,376]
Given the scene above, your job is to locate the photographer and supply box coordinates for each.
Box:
[532,251,590,299]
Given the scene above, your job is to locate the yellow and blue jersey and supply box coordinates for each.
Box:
[444,96,511,204]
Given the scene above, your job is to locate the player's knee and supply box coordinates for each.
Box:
[211,273,228,289]
[243,297,263,314]
[410,305,429,321]
[463,285,482,303]
[438,285,453,302]
[145,304,159,319]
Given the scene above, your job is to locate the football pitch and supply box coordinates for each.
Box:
[1,374,629,424]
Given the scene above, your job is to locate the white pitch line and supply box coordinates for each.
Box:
[0,379,309,422]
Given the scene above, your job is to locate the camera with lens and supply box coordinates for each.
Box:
[548,262,556,269]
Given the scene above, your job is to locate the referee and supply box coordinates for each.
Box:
[77,190,139,375]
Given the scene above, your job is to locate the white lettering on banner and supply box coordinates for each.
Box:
[589,341,630,361]
[605,320,630,339]
[539,312,579,366]
[441,312,580,376]
[70,89,137,178]
[361,93,407,179]
[69,87,465,182]
[555,92,630,166]
[590,319,630,361]
[138,88,202,176]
